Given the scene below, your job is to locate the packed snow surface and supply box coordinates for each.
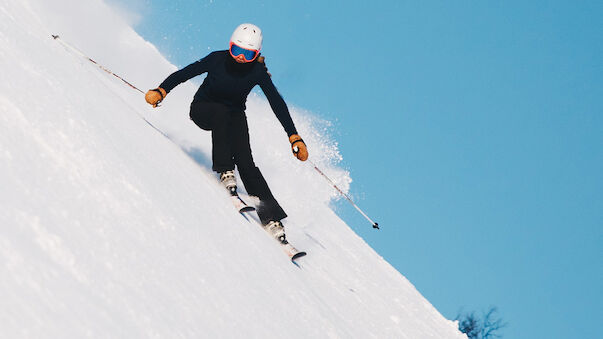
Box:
[0,0,465,338]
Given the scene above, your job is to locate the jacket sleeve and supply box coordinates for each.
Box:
[159,52,215,93]
[258,67,298,136]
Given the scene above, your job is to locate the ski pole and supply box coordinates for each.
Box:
[308,159,379,229]
[51,34,170,135]
[51,35,144,94]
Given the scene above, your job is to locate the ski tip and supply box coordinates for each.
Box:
[239,206,256,213]
[291,251,307,261]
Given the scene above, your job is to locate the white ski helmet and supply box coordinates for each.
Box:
[230,23,263,52]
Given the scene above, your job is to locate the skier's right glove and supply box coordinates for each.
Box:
[289,134,308,161]
[145,87,167,107]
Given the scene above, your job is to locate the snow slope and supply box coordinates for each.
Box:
[0,0,465,338]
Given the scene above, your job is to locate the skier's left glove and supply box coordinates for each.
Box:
[289,134,308,161]
[145,87,167,107]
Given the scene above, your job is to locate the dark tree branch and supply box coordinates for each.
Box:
[455,306,507,339]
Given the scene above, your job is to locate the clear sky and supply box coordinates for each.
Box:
[111,0,602,338]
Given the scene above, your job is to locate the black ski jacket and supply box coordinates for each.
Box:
[159,50,297,136]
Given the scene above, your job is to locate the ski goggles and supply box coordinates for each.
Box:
[229,42,259,62]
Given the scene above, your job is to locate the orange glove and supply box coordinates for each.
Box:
[289,134,308,161]
[145,87,167,107]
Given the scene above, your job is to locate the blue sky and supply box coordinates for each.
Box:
[113,0,602,337]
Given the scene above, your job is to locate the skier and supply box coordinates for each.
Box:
[145,23,308,245]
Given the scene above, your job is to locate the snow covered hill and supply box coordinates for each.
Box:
[0,0,465,338]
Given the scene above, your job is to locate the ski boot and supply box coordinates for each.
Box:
[263,220,306,262]
[219,170,237,195]
[264,220,288,244]
[221,170,255,213]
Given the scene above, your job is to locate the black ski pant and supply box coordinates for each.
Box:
[189,100,287,225]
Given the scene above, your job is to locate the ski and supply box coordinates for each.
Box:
[281,242,307,262]
[229,192,306,264]
[269,231,307,264]
[229,189,255,214]
[221,172,306,264]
